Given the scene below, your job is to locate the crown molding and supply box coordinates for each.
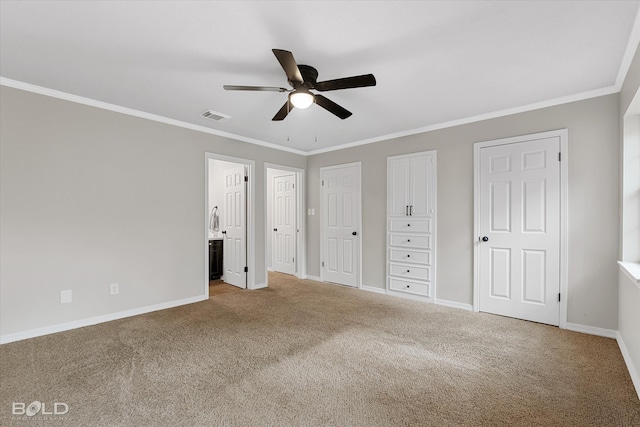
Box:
[0,77,307,156]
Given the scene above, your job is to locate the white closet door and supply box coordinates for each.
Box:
[273,174,296,275]
[478,137,560,325]
[322,164,361,287]
[223,165,247,289]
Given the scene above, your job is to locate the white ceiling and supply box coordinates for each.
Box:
[1,1,639,155]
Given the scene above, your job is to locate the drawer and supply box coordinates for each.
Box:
[389,278,430,296]
[390,219,431,233]
[389,234,431,249]
[389,248,431,265]
[390,263,431,281]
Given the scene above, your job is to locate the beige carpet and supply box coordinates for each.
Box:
[1,273,639,426]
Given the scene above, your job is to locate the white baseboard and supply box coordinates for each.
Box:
[435,298,473,311]
[250,282,267,290]
[617,332,640,400]
[565,322,617,339]
[0,295,208,345]
[360,285,387,295]
[306,275,322,282]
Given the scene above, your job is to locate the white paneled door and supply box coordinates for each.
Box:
[321,164,361,287]
[223,165,247,289]
[273,174,296,275]
[478,136,560,325]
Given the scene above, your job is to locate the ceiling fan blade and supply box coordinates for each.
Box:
[315,74,377,92]
[272,49,303,84]
[223,85,288,92]
[272,100,292,121]
[314,94,352,119]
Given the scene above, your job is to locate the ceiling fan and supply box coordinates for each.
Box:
[223,49,376,121]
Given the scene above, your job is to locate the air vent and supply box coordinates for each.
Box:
[200,110,231,121]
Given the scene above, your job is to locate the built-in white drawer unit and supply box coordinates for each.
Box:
[387,150,436,302]
[389,263,431,281]
[389,278,430,297]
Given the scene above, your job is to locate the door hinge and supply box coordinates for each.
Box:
[322,261,324,267]
[322,180,324,186]
[292,184,295,189]
[558,293,561,302]
[244,266,248,273]
[558,152,561,162]
[292,257,295,262]
[244,176,248,182]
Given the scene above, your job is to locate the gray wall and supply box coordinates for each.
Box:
[306,94,620,330]
[0,86,306,337]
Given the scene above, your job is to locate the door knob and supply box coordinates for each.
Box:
[352,231,357,236]
[222,231,227,235]
[481,236,489,242]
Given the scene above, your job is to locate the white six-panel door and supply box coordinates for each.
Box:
[321,164,361,287]
[273,174,296,275]
[223,165,247,289]
[478,136,560,325]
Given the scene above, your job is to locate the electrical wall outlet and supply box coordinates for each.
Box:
[109,283,119,295]
[60,290,72,304]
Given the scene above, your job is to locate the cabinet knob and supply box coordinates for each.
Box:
[406,285,410,288]
[406,269,410,273]
[407,239,411,242]
[407,254,410,258]
[274,228,278,232]
[407,224,411,227]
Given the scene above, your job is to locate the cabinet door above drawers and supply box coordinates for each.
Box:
[390,219,431,233]
[389,234,431,249]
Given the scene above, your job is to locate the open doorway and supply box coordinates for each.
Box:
[205,153,255,296]
[265,164,305,285]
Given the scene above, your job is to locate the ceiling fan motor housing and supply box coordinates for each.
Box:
[296,65,319,89]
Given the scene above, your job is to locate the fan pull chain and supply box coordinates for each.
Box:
[314,101,318,143]
[286,100,290,142]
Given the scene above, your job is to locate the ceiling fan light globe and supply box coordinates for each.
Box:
[290,91,315,109]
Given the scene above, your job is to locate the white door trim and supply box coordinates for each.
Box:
[264,163,306,284]
[473,129,568,329]
[320,162,362,288]
[205,153,256,294]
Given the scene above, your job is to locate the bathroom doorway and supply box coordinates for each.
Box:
[205,153,255,295]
